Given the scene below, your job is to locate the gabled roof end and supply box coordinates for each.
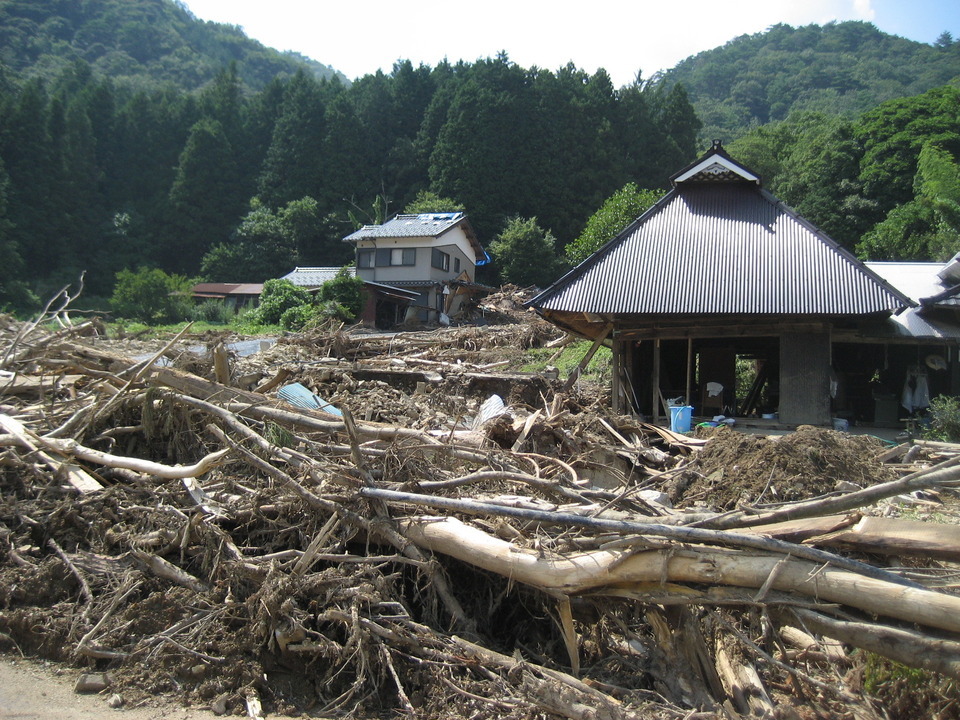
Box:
[671,140,761,186]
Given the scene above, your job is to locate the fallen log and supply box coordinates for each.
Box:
[0,413,230,479]
[398,515,960,636]
[784,608,960,679]
[361,487,922,588]
[804,515,960,562]
[0,413,103,492]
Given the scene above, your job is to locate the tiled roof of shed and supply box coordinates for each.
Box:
[530,148,910,317]
[281,267,355,288]
[192,283,263,296]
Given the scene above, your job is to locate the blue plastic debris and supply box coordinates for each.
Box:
[277,382,342,416]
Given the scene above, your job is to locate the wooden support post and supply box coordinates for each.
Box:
[563,323,612,392]
[652,338,661,423]
[612,338,622,415]
[685,338,693,411]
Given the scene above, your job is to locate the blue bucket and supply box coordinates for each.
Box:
[669,405,693,433]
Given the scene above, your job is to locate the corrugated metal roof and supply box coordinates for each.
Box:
[281,266,356,288]
[887,308,960,339]
[923,290,960,308]
[531,182,910,316]
[193,283,240,295]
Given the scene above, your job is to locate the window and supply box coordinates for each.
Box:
[357,250,374,268]
[431,248,450,272]
[454,257,461,273]
[375,248,416,266]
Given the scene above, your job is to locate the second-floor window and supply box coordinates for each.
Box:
[375,248,416,266]
[432,248,450,272]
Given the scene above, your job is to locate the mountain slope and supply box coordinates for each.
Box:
[0,0,347,91]
[659,21,960,142]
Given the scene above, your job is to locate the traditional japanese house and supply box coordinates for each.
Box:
[528,142,960,428]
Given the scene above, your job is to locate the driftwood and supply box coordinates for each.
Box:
[806,514,960,561]
[3,313,960,719]
[396,515,960,639]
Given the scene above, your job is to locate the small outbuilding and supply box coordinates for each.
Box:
[528,142,960,429]
[281,266,420,329]
[191,283,263,310]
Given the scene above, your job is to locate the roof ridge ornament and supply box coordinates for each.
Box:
[671,143,760,185]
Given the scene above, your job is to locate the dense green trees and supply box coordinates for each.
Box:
[109,266,192,322]
[565,184,665,266]
[0,0,344,91]
[489,217,565,288]
[0,19,703,311]
[727,85,960,260]
[201,197,337,282]
[857,144,960,260]
[1,2,958,316]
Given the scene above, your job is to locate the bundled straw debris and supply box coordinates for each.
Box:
[1,304,960,719]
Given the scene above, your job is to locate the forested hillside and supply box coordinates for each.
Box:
[663,21,960,143]
[724,83,960,259]
[0,0,958,312]
[0,0,701,308]
[0,0,344,92]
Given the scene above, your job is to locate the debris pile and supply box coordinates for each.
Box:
[2,311,960,719]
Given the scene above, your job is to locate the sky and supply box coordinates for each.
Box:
[180,0,960,88]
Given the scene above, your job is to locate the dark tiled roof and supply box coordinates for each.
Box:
[343,213,485,259]
[345,213,464,239]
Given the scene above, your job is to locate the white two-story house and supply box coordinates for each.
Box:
[343,212,488,322]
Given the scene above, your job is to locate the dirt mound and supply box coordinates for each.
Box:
[672,425,896,510]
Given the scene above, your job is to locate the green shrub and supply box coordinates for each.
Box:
[232,307,279,334]
[279,303,316,331]
[490,216,564,288]
[926,395,960,441]
[520,340,612,384]
[255,278,311,325]
[191,299,234,324]
[110,267,193,323]
[566,184,664,266]
[316,300,354,322]
[861,652,955,718]
[318,268,363,319]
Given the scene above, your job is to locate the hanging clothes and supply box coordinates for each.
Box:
[914,370,930,410]
[901,366,930,413]
[901,374,914,413]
